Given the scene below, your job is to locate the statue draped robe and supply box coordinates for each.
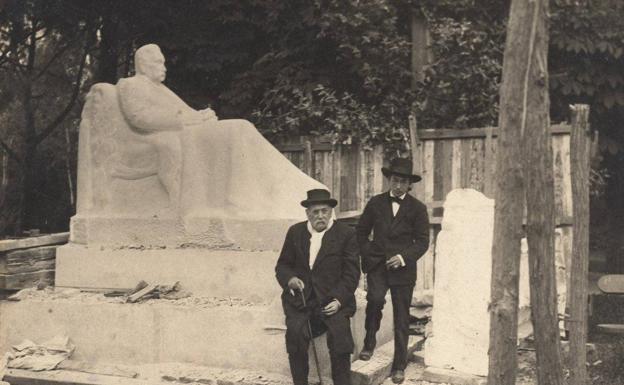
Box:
[115,75,325,223]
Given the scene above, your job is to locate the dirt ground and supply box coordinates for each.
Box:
[381,337,624,385]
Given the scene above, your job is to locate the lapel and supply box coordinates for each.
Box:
[391,194,413,231]
[312,222,337,270]
[297,225,312,271]
[381,192,394,226]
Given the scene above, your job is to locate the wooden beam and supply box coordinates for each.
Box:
[0,232,69,252]
[417,124,570,140]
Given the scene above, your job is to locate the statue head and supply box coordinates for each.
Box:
[135,44,166,83]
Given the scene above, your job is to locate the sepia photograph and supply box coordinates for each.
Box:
[0,1,622,384]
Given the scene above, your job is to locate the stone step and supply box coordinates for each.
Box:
[5,364,294,385]
[420,367,486,385]
[350,335,424,385]
[5,369,151,385]
[0,289,394,380]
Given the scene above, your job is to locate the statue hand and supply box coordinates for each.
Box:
[200,107,218,122]
[179,110,205,126]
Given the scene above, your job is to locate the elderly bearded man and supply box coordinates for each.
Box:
[356,158,430,384]
[275,189,360,385]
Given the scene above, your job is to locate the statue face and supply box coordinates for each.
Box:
[306,204,333,232]
[136,48,167,83]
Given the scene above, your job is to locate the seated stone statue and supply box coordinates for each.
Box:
[73,44,325,245]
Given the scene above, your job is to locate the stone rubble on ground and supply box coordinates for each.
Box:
[6,287,259,307]
[7,335,73,371]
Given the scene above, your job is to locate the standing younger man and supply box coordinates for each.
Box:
[276,189,360,385]
[356,158,430,383]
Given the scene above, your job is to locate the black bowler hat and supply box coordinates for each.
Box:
[300,189,338,208]
[382,158,422,183]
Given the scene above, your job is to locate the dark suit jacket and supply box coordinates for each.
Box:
[356,192,430,286]
[275,220,360,316]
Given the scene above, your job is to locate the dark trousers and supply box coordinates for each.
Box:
[364,271,414,371]
[285,303,353,385]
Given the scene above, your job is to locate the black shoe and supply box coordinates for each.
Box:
[359,331,376,360]
[391,370,405,384]
[358,348,374,361]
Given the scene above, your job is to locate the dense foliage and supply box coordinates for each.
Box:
[1,0,624,264]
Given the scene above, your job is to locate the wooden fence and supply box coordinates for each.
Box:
[276,137,386,218]
[276,124,573,292]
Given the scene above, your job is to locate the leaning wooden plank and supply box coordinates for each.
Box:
[5,368,153,385]
[0,233,69,253]
[57,360,138,378]
[126,283,157,303]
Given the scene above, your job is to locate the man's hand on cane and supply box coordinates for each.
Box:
[288,277,305,296]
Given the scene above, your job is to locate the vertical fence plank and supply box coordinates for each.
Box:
[332,146,342,213]
[451,139,462,189]
[433,140,445,201]
[303,140,313,176]
[340,145,358,211]
[461,138,472,188]
[553,135,565,220]
[441,140,454,200]
[560,134,573,219]
[483,126,495,198]
[568,104,591,385]
[373,145,384,195]
[423,140,435,204]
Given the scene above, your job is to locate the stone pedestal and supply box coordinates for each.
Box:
[0,289,393,378]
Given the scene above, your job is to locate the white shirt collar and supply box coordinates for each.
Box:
[307,219,334,235]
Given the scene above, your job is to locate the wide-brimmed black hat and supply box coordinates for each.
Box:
[300,189,338,208]
[382,158,422,183]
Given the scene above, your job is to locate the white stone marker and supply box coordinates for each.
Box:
[424,188,494,377]
[424,188,567,377]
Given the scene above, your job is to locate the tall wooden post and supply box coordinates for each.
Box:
[568,104,591,385]
[487,0,548,383]
[522,0,565,382]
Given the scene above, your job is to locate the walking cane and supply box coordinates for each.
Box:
[300,290,324,385]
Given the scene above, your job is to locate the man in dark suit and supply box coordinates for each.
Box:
[276,189,360,385]
[356,158,430,384]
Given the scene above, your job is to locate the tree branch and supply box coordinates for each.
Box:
[0,138,21,163]
[34,27,95,145]
[34,39,73,81]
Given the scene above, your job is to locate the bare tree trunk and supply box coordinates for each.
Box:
[487,0,532,383]
[568,104,591,385]
[97,3,121,84]
[522,1,566,384]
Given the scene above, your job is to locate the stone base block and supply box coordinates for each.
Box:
[55,245,282,301]
[69,215,295,251]
[0,290,393,378]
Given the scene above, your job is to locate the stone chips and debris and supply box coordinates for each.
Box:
[7,284,257,308]
[6,335,74,371]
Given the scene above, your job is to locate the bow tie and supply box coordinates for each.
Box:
[390,196,403,205]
